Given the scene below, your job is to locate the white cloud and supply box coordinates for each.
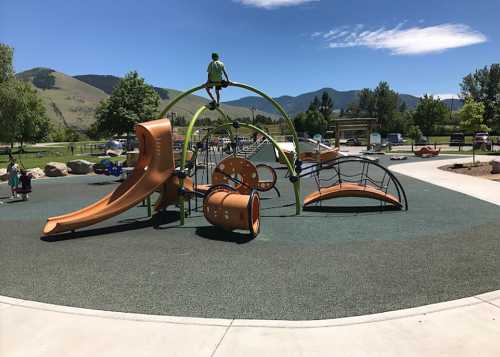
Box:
[236,0,318,9]
[318,23,486,55]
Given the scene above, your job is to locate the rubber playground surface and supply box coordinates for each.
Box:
[1,154,500,320]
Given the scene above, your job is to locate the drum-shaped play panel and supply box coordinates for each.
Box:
[212,156,259,195]
[203,185,260,237]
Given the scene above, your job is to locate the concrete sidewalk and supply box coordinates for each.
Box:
[1,292,500,356]
[390,155,500,206]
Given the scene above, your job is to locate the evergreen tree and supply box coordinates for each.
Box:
[319,91,334,119]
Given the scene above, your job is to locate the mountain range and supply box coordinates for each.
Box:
[16,67,463,131]
[225,88,463,116]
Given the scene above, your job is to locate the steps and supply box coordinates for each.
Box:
[236,138,269,159]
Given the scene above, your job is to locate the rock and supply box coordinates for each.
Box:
[492,160,500,174]
[0,168,8,181]
[67,159,94,175]
[28,167,45,179]
[44,162,68,177]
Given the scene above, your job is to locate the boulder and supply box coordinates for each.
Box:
[44,162,68,177]
[0,168,8,181]
[492,160,500,174]
[28,167,45,179]
[67,159,94,175]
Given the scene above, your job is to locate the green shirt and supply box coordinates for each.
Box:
[207,60,225,82]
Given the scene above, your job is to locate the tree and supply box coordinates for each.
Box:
[373,81,399,134]
[95,71,160,142]
[0,43,14,83]
[412,94,449,136]
[459,98,490,163]
[293,110,328,137]
[319,91,334,119]
[308,96,320,112]
[0,79,50,148]
[407,125,423,151]
[344,102,361,118]
[32,69,56,90]
[461,64,500,130]
[358,88,376,117]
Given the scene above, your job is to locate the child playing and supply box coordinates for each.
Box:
[206,53,230,108]
[17,169,33,201]
[7,159,19,199]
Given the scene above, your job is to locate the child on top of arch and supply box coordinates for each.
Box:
[206,52,230,108]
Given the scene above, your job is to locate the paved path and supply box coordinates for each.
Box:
[2,292,500,356]
[3,155,500,356]
[390,155,500,206]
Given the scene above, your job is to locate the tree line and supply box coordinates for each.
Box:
[293,63,500,140]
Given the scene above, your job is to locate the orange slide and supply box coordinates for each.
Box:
[43,119,175,235]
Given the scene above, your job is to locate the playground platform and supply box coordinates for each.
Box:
[1,154,500,355]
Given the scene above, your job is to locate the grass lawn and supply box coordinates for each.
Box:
[1,143,123,170]
[429,135,499,144]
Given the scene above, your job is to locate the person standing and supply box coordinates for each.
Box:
[17,169,33,201]
[7,158,19,199]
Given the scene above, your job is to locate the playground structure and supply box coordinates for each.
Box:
[415,146,441,157]
[281,147,340,164]
[43,80,408,238]
[43,119,176,235]
[203,185,261,237]
[301,156,408,210]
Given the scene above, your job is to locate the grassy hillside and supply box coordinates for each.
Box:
[75,74,170,99]
[74,74,278,122]
[16,69,278,132]
[16,68,107,130]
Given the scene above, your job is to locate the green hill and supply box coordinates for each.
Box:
[16,68,278,131]
[16,68,108,130]
[75,74,170,99]
[74,74,278,122]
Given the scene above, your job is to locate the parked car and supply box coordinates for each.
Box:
[345,137,361,146]
[449,132,465,146]
[416,136,428,145]
[473,132,492,150]
[386,133,404,145]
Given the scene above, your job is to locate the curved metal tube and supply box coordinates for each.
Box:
[159,81,300,160]
[209,122,301,215]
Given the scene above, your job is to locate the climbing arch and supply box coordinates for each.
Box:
[158,82,302,224]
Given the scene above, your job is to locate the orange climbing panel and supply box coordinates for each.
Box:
[303,182,402,208]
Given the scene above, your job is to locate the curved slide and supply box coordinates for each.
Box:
[43,119,175,235]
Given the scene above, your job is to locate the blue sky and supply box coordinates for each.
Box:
[1,0,498,100]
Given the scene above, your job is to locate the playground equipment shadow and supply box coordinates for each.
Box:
[1,156,500,320]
